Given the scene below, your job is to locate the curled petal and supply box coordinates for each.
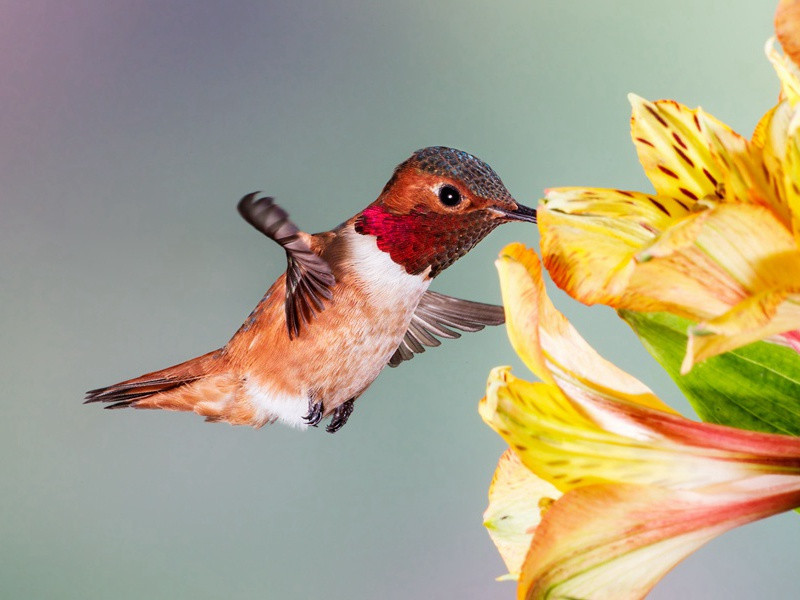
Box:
[518,481,800,600]
[497,242,670,411]
[483,450,561,580]
[767,36,800,105]
[760,100,800,239]
[686,290,800,372]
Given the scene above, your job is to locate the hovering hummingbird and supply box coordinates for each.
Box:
[85,146,536,432]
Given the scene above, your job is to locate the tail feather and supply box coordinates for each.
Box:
[85,350,225,410]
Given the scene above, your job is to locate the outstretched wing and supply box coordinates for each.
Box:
[238,193,336,339]
[388,290,505,367]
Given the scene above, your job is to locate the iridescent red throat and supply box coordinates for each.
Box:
[354,204,499,277]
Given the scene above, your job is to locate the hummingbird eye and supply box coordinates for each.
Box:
[438,185,462,207]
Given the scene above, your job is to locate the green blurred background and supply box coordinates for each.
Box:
[2,1,796,598]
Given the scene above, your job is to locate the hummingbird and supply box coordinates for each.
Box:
[85,146,536,433]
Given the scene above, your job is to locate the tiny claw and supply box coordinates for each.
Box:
[326,398,355,434]
[303,399,324,427]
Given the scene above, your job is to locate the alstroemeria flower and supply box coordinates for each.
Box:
[481,243,800,599]
[538,41,800,373]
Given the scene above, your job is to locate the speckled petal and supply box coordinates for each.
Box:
[540,189,735,320]
[629,94,727,201]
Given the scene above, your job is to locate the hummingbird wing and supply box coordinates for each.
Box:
[238,193,336,339]
[388,291,505,367]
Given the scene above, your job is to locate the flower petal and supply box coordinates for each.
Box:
[668,202,800,368]
[644,202,800,290]
[482,367,800,495]
[496,242,670,410]
[696,107,789,225]
[775,328,800,353]
[540,190,738,319]
[518,482,800,600]
[686,290,800,372]
[767,36,800,105]
[630,94,781,217]
[483,449,561,580]
[542,191,800,367]
[629,94,727,201]
[760,100,800,239]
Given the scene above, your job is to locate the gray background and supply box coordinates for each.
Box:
[2,1,796,598]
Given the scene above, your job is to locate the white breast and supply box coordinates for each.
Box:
[342,225,431,302]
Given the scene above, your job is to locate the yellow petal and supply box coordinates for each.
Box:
[787,127,800,238]
[518,482,800,600]
[704,114,773,206]
[629,95,780,213]
[539,187,689,305]
[652,203,800,290]
[629,94,726,201]
[542,189,800,365]
[697,109,788,223]
[760,100,800,239]
[635,205,712,261]
[481,367,756,493]
[540,190,737,319]
[483,449,561,580]
[496,243,670,411]
[753,105,777,149]
[639,203,800,368]
[685,291,800,372]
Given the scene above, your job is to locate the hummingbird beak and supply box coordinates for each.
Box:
[490,201,537,223]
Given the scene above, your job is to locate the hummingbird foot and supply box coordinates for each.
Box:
[302,399,324,427]
[326,398,355,434]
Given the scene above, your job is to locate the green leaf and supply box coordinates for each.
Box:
[619,310,800,436]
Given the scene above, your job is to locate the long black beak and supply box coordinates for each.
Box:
[492,202,537,223]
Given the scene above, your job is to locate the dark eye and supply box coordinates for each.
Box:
[438,185,461,207]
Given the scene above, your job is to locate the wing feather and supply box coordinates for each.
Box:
[388,291,505,367]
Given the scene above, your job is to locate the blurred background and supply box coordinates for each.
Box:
[1,1,795,598]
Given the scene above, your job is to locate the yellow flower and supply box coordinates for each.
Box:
[538,41,800,373]
[481,244,800,599]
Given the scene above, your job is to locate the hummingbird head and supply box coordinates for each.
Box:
[354,146,536,277]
